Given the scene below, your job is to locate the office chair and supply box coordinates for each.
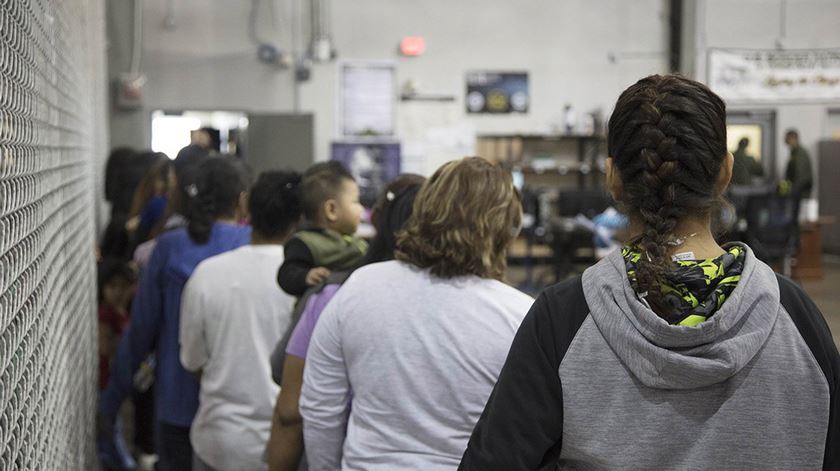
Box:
[744,192,800,276]
[550,189,612,281]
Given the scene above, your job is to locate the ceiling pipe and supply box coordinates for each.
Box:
[309,0,336,62]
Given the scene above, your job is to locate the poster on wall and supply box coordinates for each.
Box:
[339,61,397,137]
[331,142,401,208]
[708,48,840,102]
[465,71,529,114]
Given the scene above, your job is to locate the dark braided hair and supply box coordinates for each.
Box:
[608,75,727,311]
[186,157,249,244]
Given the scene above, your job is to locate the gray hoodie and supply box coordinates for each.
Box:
[461,246,839,470]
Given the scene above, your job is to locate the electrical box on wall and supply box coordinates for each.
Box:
[115,73,146,110]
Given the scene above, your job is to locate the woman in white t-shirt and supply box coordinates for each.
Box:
[179,171,302,471]
[299,157,534,470]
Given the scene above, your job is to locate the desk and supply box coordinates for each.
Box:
[793,216,836,280]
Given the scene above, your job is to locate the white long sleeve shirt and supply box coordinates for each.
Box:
[180,245,296,471]
[300,260,533,470]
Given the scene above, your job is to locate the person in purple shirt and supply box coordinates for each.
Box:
[99,157,251,471]
[267,174,425,471]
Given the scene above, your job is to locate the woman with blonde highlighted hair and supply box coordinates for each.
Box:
[299,157,534,470]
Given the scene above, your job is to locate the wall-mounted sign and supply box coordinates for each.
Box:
[466,71,529,114]
[339,61,396,137]
[708,48,840,102]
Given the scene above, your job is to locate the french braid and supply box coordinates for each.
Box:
[607,75,727,311]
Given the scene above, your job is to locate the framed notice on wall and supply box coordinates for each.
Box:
[339,61,397,138]
[708,48,840,103]
[466,71,529,114]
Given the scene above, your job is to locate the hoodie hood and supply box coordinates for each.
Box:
[581,245,780,390]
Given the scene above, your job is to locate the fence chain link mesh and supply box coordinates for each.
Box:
[1,0,103,468]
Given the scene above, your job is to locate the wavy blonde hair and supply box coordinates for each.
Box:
[395,157,522,280]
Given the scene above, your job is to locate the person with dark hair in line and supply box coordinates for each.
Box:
[99,218,134,262]
[276,161,367,297]
[174,144,210,177]
[105,147,138,216]
[98,261,139,391]
[96,260,140,471]
[459,75,839,470]
[266,174,425,471]
[299,158,533,470]
[730,137,763,186]
[99,157,251,471]
[126,156,175,248]
[132,145,207,270]
[107,150,167,220]
[128,146,209,468]
[179,171,303,471]
[782,128,814,198]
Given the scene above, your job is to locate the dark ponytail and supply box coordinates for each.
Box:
[248,170,304,240]
[607,74,727,312]
[186,157,248,244]
[362,174,426,266]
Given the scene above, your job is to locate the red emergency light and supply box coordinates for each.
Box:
[400,37,426,57]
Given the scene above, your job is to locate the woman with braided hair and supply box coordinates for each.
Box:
[460,75,839,471]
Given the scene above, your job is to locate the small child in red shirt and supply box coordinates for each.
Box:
[98,260,138,390]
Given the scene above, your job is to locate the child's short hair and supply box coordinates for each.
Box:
[300,161,355,221]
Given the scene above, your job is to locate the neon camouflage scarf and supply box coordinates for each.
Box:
[622,244,746,326]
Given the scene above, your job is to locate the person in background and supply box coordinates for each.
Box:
[102,149,169,263]
[191,127,221,153]
[174,144,210,177]
[459,75,839,470]
[100,218,134,262]
[266,174,425,471]
[179,171,303,471]
[98,261,139,391]
[299,157,533,470]
[782,129,814,198]
[99,157,252,471]
[110,150,167,220]
[105,147,138,220]
[97,259,141,471]
[127,156,175,248]
[133,145,209,271]
[276,161,367,297]
[130,147,206,470]
[731,137,763,186]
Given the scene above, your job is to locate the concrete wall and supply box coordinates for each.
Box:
[108,1,840,186]
[107,0,298,150]
[108,0,669,162]
[87,0,110,231]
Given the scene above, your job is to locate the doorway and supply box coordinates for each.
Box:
[726,110,777,180]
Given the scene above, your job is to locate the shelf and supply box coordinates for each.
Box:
[400,93,456,102]
[477,133,606,189]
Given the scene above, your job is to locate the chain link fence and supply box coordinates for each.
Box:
[1,0,105,468]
